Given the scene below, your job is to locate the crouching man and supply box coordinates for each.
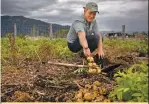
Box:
[67,2,104,60]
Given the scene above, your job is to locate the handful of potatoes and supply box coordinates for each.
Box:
[74,81,110,102]
[87,56,101,74]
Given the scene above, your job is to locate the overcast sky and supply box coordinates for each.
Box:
[1,0,148,32]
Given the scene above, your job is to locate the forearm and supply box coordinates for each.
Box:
[78,32,88,49]
[97,32,103,51]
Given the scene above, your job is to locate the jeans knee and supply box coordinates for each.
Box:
[68,42,81,53]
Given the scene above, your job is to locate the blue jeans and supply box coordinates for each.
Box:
[67,35,99,53]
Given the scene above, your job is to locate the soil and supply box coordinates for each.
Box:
[1,53,147,102]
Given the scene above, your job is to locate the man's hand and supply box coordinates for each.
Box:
[83,47,91,57]
[98,50,104,59]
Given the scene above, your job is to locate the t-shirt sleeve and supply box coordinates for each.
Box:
[93,20,100,35]
[73,21,85,33]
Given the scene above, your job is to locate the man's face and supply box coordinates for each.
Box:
[84,8,96,23]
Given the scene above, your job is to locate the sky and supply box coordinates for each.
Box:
[1,0,148,32]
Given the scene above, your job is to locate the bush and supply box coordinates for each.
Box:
[1,37,75,63]
[104,39,148,53]
[109,62,148,102]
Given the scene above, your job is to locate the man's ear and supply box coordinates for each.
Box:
[84,8,88,13]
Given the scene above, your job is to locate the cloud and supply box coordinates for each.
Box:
[1,0,148,31]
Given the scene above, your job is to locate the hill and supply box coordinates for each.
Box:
[1,15,70,36]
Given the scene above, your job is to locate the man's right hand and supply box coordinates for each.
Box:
[83,47,91,57]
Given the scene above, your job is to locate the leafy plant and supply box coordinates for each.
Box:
[74,68,88,74]
[109,62,148,102]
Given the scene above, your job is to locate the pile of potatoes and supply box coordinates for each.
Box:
[74,81,110,102]
[87,56,101,74]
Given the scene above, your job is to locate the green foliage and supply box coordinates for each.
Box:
[104,39,148,53]
[54,29,69,38]
[1,37,75,63]
[74,68,88,74]
[109,62,148,102]
[138,47,147,57]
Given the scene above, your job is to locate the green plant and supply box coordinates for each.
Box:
[109,62,148,102]
[74,68,88,74]
[138,47,147,57]
[1,37,75,64]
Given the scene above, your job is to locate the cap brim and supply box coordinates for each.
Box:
[90,8,99,14]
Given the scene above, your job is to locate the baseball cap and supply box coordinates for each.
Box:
[83,2,99,13]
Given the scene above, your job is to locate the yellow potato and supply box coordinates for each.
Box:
[88,69,93,74]
[88,63,93,67]
[102,88,107,94]
[75,91,83,98]
[85,84,92,89]
[93,85,98,91]
[91,69,97,74]
[87,57,91,61]
[88,69,96,74]
[83,88,89,94]
[97,95,104,101]
[93,81,101,87]
[79,88,84,92]
[90,57,94,62]
[96,68,101,74]
[99,88,103,95]
[92,62,97,67]
[93,91,98,99]
[84,92,92,101]
[87,56,94,62]
[104,99,110,102]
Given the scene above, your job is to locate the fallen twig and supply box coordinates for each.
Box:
[48,61,88,68]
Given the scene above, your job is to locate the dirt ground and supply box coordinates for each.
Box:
[1,52,148,102]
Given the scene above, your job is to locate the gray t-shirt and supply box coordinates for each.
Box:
[67,14,100,43]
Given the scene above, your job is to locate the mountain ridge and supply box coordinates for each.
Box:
[1,15,70,36]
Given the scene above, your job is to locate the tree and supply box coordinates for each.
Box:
[54,29,69,38]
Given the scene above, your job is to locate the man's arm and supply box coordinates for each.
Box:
[78,32,88,49]
[78,32,91,56]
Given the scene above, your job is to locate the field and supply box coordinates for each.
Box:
[1,36,148,102]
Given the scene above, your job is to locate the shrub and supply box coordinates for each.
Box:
[109,62,148,102]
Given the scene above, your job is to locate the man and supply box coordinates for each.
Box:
[67,2,104,61]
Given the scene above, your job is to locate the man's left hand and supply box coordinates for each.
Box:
[98,50,104,59]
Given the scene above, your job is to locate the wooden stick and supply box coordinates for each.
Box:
[48,61,88,68]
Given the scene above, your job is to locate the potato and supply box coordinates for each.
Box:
[85,84,92,89]
[79,88,84,92]
[83,88,89,94]
[93,91,98,99]
[96,68,101,74]
[88,69,93,74]
[84,92,92,101]
[87,57,94,62]
[91,69,97,74]
[93,85,98,91]
[102,88,107,94]
[92,63,97,67]
[88,63,93,67]
[97,95,104,101]
[99,88,103,95]
[104,99,110,102]
[88,69,96,74]
[75,91,83,98]
[93,81,101,87]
